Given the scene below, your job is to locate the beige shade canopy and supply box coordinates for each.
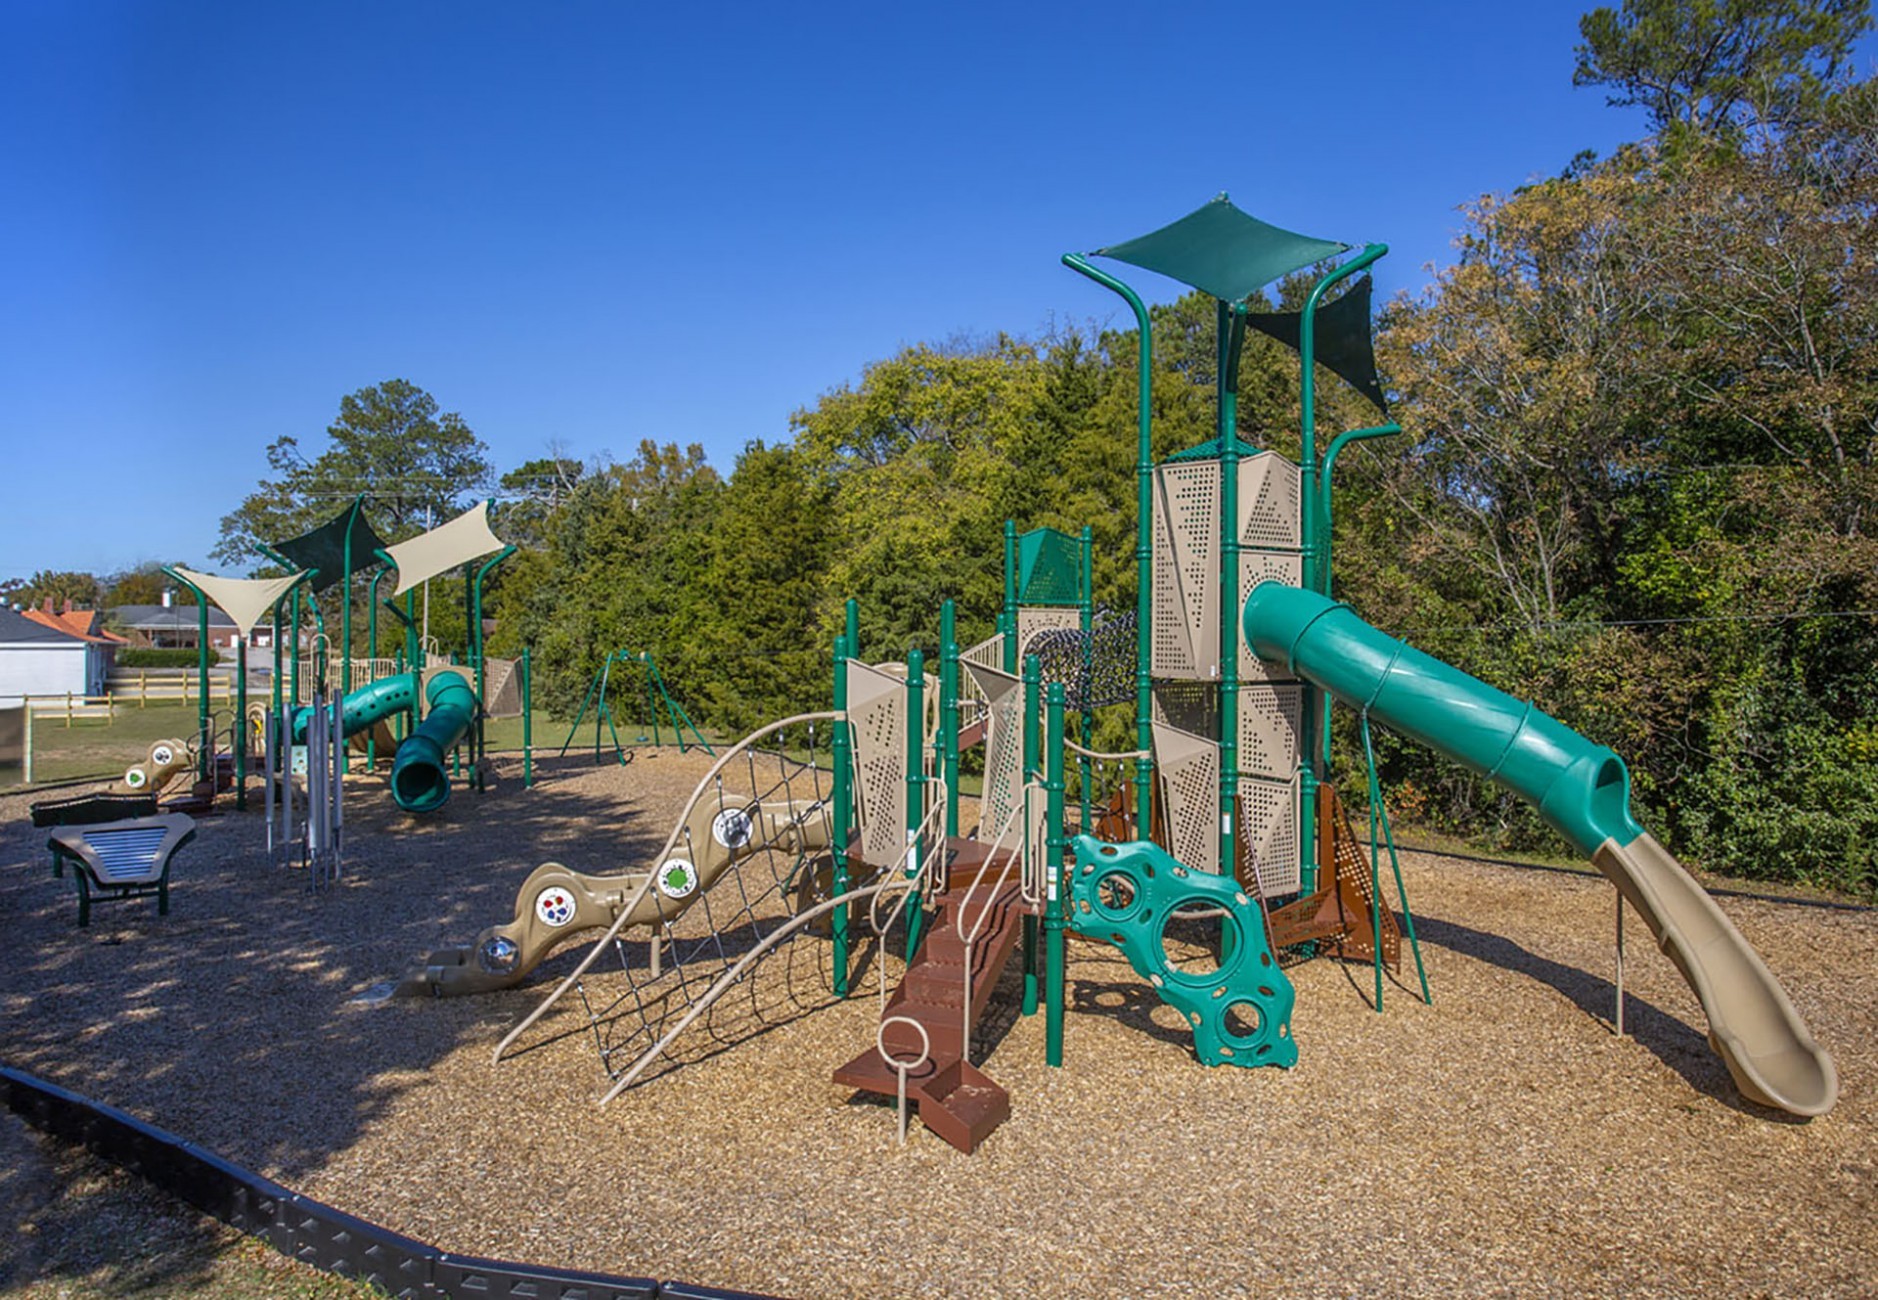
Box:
[383,501,508,597]
[171,567,308,640]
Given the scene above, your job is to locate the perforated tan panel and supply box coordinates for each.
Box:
[1151,720,1220,875]
[1017,606,1080,664]
[956,633,1004,717]
[1238,550,1305,682]
[964,660,1025,841]
[1239,774,1301,896]
[846,661,908,868]
[1238,683,1301,780]
[1151,460,1220,680]
[1152,681,1300,782]
[1238,452,1302,549]
[482,657,522,718]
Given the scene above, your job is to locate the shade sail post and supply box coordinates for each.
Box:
[1062,252,1157,828]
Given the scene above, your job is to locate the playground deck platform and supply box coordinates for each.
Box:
[1,751,1874,1298]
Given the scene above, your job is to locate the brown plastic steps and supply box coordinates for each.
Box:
[915,1061,1010,1155]
[831,870,1030,1152]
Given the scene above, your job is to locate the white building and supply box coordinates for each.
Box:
[0,606,108,707]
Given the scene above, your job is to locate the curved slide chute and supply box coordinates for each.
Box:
[290,673,420,746]
[389,671,479,814]
[1243,582,1838,1118]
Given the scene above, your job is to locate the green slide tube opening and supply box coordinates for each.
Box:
[391,672,480,814]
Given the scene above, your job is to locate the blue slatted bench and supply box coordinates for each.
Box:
[46,814,197,927]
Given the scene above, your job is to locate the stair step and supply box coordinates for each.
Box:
[915,1060,1011,1154]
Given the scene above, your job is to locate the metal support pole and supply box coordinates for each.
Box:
[521,646,533,788]
[1615,889,1627,1037]
[1079,525,1093,835]
[1021,652,1041,1016]
[234,637,248,810]
[1045,680,1067,1066]
[1062,253,1155,842]
[1218,301,1245,886]
[1002,521,1019,673]
[903,648,926,960]
[831,632,852,997]
[940,600,959,839]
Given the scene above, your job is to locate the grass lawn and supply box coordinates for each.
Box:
[3,701,213,789]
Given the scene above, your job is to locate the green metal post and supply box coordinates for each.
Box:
[941,599,959,839]
[1315,423,1403,780]
[1021,652,1041,1015]
[521,645,533,788]
[290,588,302,708]
[341,500,356,701]
[1078,526,1094,834]
[162,568,213,781]
[1002,520,1018,674]
[461,567,474,774]
[471,543,515,789]
[1045,680,1067,1065]
[271,605,283,724]
[367,566,388,768]
[234,635,248,809]
[831,631,853,997]
[1062,253,1155,835]
[1297,244,1389,890]
[1218,301,1247,885]
[903,648,926,959]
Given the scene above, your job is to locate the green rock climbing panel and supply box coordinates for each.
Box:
[1068,834,1297,1069]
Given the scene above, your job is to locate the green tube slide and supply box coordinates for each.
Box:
[391,671,479,814]
[1243,582,1837,1118]
[291,673,420,746]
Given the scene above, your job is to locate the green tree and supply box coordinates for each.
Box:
[1574,0,1872,133]
[6,569,104,609]
[103,564,198,607]
[215,379,492,565]
[497,451,589,550]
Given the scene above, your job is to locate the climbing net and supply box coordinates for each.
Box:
[1027,610,1138,711]
[496,717,860,1091]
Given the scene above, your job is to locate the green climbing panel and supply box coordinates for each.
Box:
[1068,834,1297,1069]
[1017,527,1083,606]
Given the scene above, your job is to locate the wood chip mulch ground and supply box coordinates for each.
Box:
[2,749,1874,1298]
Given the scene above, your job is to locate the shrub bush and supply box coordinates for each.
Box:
[116,648,211,669]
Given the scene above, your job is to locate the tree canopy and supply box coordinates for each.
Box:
[215,379,492,565]
[1573,0,1873,133]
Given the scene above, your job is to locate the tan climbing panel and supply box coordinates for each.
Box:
[846,660,910,869]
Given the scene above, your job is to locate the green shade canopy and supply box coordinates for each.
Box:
[271,498,390,592]
[1092,195,1350,304]
[1246,275,1387,412]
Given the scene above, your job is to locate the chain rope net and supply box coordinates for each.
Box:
[1026,610,1138,711]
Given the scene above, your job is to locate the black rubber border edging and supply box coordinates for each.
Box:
[1,1067,778,1300]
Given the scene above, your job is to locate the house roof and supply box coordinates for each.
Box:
[21,601,129,645]
[109,604,238,631]
[0,606,87,645]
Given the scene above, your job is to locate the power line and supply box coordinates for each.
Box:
[1406,609,1878,637]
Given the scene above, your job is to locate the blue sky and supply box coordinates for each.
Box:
[6,2,1863,582]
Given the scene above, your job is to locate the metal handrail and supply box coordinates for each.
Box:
[951,779,1045,1060]
[493,711,840,1063]
[1061,740,1151,762]
[866,787,952,1024]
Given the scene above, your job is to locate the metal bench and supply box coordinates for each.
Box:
[46,814,197,927]
[30,793,161,877]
